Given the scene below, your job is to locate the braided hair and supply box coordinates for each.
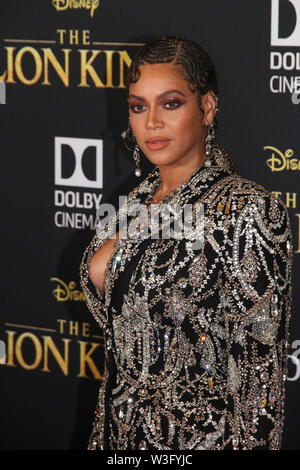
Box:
[125,35,219,129]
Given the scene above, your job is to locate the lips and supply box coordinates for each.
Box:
[145,137,171,150]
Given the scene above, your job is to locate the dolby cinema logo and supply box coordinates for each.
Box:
[270,0,300,100]
[54,136,103,230]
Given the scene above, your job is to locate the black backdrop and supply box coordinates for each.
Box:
[1,0,299,450]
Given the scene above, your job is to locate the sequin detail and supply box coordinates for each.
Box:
[80,143,293,450]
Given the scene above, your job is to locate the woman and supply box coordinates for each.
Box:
[80,36,293,450]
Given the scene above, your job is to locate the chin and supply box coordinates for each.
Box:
[144,153,177,167]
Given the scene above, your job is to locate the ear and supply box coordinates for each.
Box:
[200,91,217,127]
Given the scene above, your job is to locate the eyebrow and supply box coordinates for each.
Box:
[128,90,186,101]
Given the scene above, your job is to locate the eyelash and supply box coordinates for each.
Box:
[130,100,182,113]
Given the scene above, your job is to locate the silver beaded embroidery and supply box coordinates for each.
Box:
[80,143,293,450]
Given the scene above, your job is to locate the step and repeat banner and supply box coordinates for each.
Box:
[1,0,300,450]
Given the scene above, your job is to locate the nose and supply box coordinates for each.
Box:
[145,106,163,130]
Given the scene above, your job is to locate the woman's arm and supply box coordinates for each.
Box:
[221,193,293,450]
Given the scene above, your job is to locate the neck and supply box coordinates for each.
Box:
[157,152,207,196]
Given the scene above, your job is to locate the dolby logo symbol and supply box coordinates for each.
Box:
[271,0,300,46]
[55,136,103,189]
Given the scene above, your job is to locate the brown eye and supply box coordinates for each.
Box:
[130,104,145,113]
[165,100,181,109]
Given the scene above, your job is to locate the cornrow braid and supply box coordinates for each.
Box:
[125,35,220,129]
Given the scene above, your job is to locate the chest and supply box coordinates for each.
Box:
[104,233,221,311]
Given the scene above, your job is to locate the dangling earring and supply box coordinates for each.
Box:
[204,121,215,167]
[204,95,219,166]
[121,121,142,177]
[133,145,141,177]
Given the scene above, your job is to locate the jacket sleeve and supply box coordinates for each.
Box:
[221,193,293,449]
[80,233,108,329]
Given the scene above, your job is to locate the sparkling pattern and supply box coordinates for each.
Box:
[80,143,293,450]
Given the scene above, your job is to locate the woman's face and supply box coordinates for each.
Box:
[128,62,216,170]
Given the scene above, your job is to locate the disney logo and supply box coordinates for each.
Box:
[264,146,300,172]
[50,277,85,301]
[52,0,99,18]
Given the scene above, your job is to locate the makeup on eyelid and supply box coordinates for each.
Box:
[129,100,183,113]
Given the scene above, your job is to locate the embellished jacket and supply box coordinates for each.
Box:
[80,143,293,450]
